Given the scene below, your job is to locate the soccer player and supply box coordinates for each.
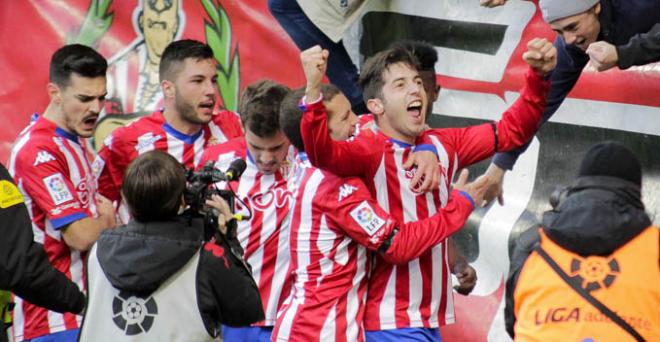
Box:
[96,39,242,221]
[8,44,116,342]
[197,80,292,342]
[298,38,557,340]
[272,87,489,341]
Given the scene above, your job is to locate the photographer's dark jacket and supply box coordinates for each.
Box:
[79,216,264,341]
[504,176,660,341]
[0,163,84,313]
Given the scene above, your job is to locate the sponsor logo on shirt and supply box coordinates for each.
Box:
[249,187,292,211]
[33,151,56,166]
[91,157,105,178]
[135,133,162,152]
[50,201,82,215]
[338,183,358,201]
[350,201,386,236]
[43,173,74,205]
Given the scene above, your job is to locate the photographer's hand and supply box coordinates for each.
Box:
[205,194,232,235]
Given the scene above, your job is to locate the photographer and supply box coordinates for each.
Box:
[79,151,263,341]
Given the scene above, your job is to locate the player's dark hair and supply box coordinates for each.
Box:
[388,40,437,71]
[359,47,420,102]
[122,150,186,222]
[279,84,344,152]
[239,80,290,138]
[49,44,107,88]
[159,39,214,82]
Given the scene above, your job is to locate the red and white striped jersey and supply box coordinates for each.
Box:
[199,137,293,326]
[7,116,98,341]
[95,109,242,220]
[273,153,475,341]
[300,69,549,330]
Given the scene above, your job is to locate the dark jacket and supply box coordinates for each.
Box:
[0,163,85,313]
[494,0,660,169]
[504,175,652,337]
[90,215,264,336]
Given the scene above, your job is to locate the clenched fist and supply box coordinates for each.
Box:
[523,38,557,77]
[300,45,330,101]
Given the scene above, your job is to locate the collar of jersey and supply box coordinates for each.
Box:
[162,122,203,145]
[246,149,256,165]
[54,127,80,143]
[388,136,413,148]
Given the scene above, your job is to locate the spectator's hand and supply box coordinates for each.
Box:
[454,169,490,207]
[586,41,619,71]
[206,194,232,235]
[483,163,506,206]
[523,38,557,77]
[96,194,116,228]
[301,45,329,101]
[403,150,440,193]
[453,263,477,295]
[480,0,507,8]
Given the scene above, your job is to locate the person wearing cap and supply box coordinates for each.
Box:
[481,0,660,205]
[503,141,659,341]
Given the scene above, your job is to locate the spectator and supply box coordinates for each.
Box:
[268,0,370,114]
[483,0,660,205]
[79,151,264,341]
[505,141,659,341]
[8,44,116,342]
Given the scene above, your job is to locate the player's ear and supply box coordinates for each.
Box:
[47,83,62,104]
[162,80,175,99]
[367,98,384,116]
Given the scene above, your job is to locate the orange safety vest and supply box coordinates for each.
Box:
[513,226,660,342]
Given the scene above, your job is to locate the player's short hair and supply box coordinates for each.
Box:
[279,84,342,152]
[49,44,107,88]
[359,47,420,102]
[159,39,214,82]
[388,40,437,72]
[122,150,186,222]
[239,80,290,138]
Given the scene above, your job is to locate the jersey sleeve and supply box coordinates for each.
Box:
[95,131,130,203]
[15,144,88,229]
[322,176,475,264]
[300,99,377,178]
[421,67,550,169]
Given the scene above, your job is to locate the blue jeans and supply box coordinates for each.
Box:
[365,327,442,342]
[268,0,367,114]
[222,325,273,342]
[23,329,79,342]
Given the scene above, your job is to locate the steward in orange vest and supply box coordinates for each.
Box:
[504,141,660,342]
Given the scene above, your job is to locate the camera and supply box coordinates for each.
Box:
[183,159,247,240]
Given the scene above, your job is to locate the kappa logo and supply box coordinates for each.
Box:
[112,291,158,335]
[338,183,358,201]
[33,151,56,166]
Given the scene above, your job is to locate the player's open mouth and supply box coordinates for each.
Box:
[407,100,423,120]
[199,101,215,113]
[82,115,98,128]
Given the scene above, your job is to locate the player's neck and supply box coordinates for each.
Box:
[162,107,202,135]
[377,123,416,145]
[42,102,68,132]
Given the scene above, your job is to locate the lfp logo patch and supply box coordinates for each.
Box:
[350,201,386,236]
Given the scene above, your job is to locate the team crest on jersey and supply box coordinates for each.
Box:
[43,173,74,205]
[112,291,158,335]
[350,201,386,236]
[33,151,56,166]
[338,183,358,201]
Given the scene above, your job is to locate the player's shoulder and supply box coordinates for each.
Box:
[200,137,246,164]
[105,112,165,148]
[212,109,242,125]
[315,171,367,200]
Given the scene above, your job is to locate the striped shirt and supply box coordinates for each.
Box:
[273,153,475,341]
[300,68,549,330]
[8,116,97,341]
[95,109,242,221]
[199,138,292,326]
